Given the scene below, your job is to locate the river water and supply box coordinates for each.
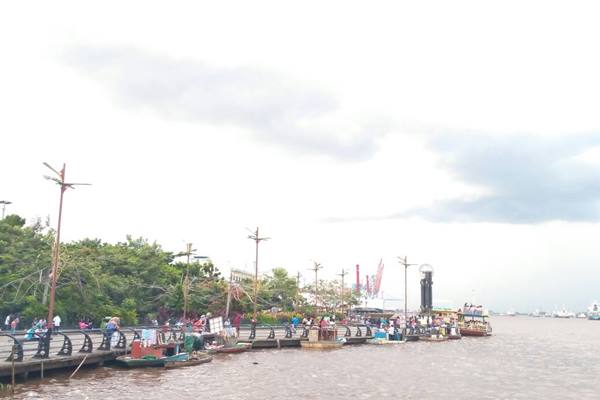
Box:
[11,317,600,399]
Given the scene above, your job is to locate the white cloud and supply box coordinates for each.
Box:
[2,0,600,312]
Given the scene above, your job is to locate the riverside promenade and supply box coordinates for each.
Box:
[0,324,372,380]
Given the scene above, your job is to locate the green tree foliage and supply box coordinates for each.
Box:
[302,279,360,314]
[261,268,299,311]
[0,215,53,325]
[1,214,356,327]
[0,216,229,327]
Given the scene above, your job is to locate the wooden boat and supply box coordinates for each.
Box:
[448,333,462,340]
[116,329,187,368]
[300,327,344,349]
[115,355,167,368]
[458,305,493,337]
[206,342,252,354]
[115,352,189,368]
[164,354,212,369]
[459,328,489,337]
[404,334,420,342]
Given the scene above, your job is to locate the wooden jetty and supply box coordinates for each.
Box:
[0,323,372,381]
[0,328,184,380]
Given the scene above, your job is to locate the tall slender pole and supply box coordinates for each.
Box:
[309,262,323,309]
[183,243,192,321]
[248,227,269,323]
[43,163,90,331]
[404,258,407,337]
[355,264,360,295]
[338,269,347,314]
[295,271,301,310]
[398,256,417,341]
[225,270,233,319]
[47,165,66,329]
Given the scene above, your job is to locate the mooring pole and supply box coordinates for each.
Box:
[11,344,16,394]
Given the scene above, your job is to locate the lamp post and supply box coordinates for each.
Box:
[43,162,90,331]
[0,200,11,219]
[338,268,348,314]
[398,256,418,341]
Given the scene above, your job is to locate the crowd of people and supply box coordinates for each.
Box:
[2,313,64,339]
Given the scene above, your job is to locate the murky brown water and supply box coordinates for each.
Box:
[9,317,600,399]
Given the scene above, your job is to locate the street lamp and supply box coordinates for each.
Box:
[398,256,418,341]
[419,264,434,319]
[0,200,11,219]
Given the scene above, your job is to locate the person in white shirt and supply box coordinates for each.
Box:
[4,314,11,331]
[53,315,61,331]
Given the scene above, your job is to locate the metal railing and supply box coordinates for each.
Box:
[0,323,374,362]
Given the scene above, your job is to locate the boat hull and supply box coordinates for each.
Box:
[300,341,344,350]
[460,328,491,337]
[164,355,212,369]
[207,343,252,354]
[367,339,405,345]
[420,335,448,342]
[115,356,166,368]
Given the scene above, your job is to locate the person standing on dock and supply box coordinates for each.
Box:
[53,314,61,331]
[10,315,19,334]
[232,312,242,338]
[4,314,11,331]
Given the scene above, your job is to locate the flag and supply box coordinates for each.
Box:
[373,258,384,297]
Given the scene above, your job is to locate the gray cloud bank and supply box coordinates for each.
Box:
[66,46,600,224]
[346,133,600,224]
[417,133,600,223]
[65,46,387,161]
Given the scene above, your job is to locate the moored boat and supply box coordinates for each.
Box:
[206,342,252,354]
[115,355,167,368]
[458,305,492,337]
[367,338,405,345]
[588,301,600,321]
[116,352,189,368]
[164,353,212,369]
[300,327,344,350]
[115,328,187,368]
[552,307,574,318]
[300,340,344,349]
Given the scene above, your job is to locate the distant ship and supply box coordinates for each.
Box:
[552,307,574,318]
[506,309,516,316]
[530,309,547,317]
[588,301,600,321]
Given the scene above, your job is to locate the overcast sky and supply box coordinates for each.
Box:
[2,1,600,312]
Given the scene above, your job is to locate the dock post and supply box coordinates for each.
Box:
[11,344,16,394]
[41,360,44,379]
